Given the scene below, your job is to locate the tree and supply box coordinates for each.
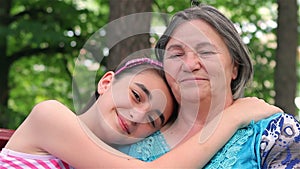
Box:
[106,0,153,70]
[0,0,11,127]
[275,0,298,116]
[0,0,107,128]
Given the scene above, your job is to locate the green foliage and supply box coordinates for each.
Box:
[153,0,191,14]
[3,0,109,129]
[9,54,73,112]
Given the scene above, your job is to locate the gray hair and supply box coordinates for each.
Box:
[155,4,253,99]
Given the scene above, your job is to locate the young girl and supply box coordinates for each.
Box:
[1,57,281,168]
[1,57,176,168]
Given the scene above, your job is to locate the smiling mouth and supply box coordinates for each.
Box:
[180,77,208,82]
[116,112,130,134]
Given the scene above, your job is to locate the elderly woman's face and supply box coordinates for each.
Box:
[163,19,238,106]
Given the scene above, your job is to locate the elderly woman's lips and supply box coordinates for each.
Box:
[180,77,208,82]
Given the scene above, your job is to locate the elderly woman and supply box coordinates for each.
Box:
[119,4,300,168]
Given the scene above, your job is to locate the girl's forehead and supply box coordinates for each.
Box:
[135,72,162,85]
[118,70,162,85]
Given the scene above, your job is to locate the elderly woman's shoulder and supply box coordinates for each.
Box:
[260,112,300,168]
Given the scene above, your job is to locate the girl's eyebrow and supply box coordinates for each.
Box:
[134,82,151,100]
[147,109,165,127]
[154,109,165,126]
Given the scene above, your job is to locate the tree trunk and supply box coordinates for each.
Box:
[275,0,298,116]
[0,0,12,127]
[106,0,153,70]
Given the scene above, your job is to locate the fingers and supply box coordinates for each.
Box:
[270,105,283,113]
[250,97,283,113]
[232,97,284,128]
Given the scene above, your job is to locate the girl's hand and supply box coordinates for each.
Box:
[225,97,283,128]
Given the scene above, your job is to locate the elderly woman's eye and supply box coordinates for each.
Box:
[197,50,217,58]
[171,53,183,58]
[168,52,185,59]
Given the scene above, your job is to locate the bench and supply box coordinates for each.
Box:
[0,128,15,149]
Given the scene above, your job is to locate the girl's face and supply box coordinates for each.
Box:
[96,70,174,145]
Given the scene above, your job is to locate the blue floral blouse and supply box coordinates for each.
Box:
[117,113,300,168]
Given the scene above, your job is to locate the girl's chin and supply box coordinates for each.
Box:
[111,137,143,145]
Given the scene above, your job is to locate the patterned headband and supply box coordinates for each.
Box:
[115,58,163,75]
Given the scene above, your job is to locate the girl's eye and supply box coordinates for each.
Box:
[148,116,156,128]
[132,90,141,102]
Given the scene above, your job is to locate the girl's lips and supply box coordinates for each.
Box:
[116,112,130,134]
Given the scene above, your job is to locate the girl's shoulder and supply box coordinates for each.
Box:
[28,100,75,122]
[5,100,76,153]
[31,100,70,113]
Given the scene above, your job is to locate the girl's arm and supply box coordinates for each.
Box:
[7,98,281,168]
[151,97,283,168]
[7,100,149,168]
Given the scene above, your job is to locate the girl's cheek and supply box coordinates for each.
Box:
[111,84,132,108]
